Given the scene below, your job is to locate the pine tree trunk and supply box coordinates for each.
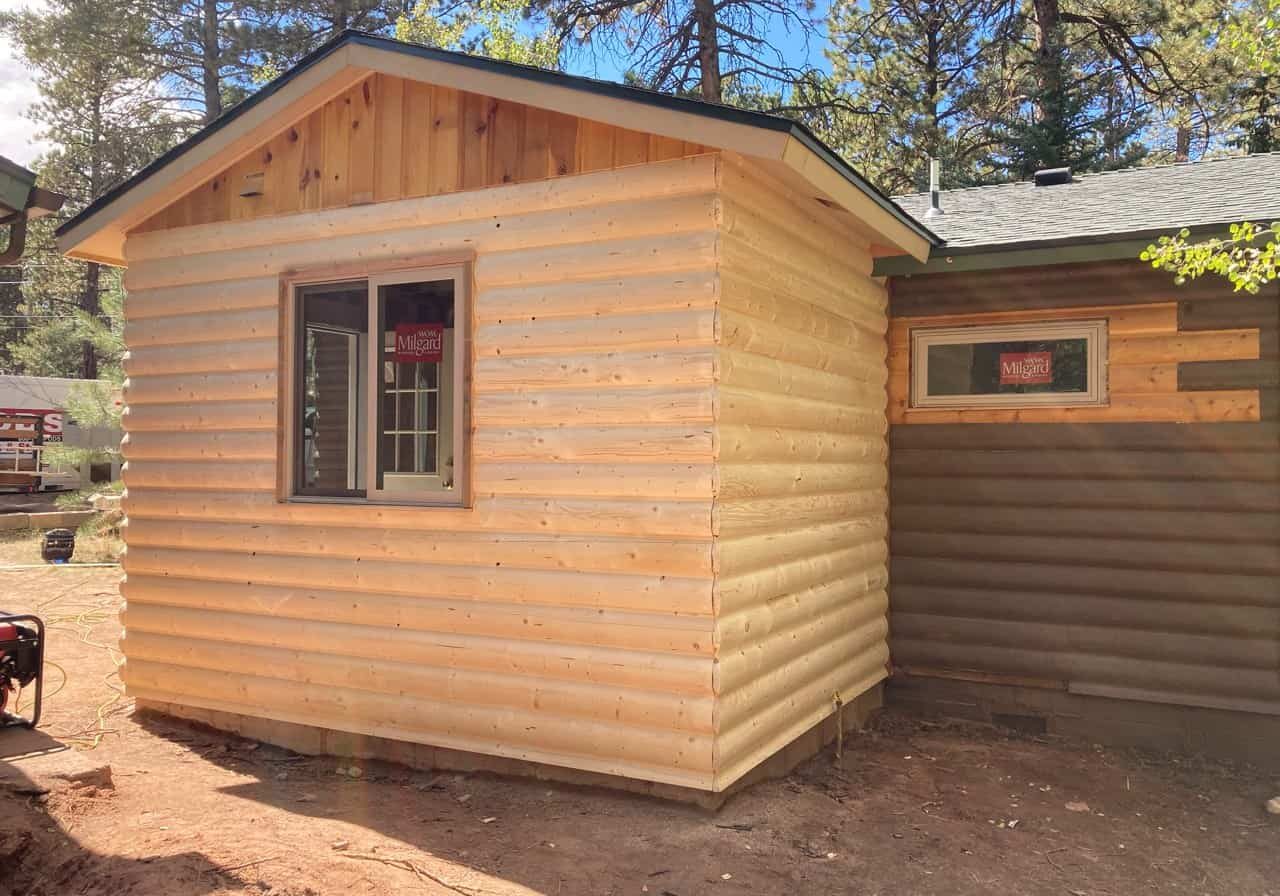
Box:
[1248,76,1273,154]
[201,0,222,122]
[924,11,941,161]
[331,0,351,32]
[82,77,105,380]
[80,262,100,380]
[692,0,722,102]
[1175,125,1191,162]
[1031,0,1065,169]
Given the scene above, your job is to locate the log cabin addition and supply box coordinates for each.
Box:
[57,31,937,795]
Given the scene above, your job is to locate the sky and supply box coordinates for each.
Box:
[0,0,48,167]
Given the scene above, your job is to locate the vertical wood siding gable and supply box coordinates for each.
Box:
[134,73,712,234]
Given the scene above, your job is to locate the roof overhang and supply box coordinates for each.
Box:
[57,32,937,267]
[873,223,1240,278]
[1,156,67,265]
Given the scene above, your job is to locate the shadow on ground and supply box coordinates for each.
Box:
[0,730,238,896]
[133,706,1280,896]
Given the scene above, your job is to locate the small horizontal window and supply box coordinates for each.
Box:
[910,320,1107,409]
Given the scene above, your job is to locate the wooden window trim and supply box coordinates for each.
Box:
[277,252,474,508]
[909,319,1108,410]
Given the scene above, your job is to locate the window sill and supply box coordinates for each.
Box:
[284,495,470,509]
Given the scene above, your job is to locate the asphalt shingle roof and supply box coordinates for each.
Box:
[893,153,1280,251]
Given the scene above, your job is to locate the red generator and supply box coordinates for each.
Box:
[0,614,44,729]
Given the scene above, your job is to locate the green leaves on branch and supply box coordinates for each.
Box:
[396,0,561,69]
[1142,222,1280,293]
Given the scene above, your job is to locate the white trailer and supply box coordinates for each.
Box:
[0,376,121,492]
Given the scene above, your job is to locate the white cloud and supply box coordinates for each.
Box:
[0,0,51,167]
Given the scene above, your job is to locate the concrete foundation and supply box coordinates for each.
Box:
[889,672,1280,770]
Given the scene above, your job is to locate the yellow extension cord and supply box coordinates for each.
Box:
[7,567,129,749]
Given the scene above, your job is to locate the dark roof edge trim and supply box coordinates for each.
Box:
[60,30,937,247]
[873,224,1236,277]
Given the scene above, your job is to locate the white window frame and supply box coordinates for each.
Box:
[284,262,470,507]
[910,319,1108,409]
[366,266,467,505]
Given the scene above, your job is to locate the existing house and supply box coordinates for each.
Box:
[880,156,1280,765]
[1,155,65,264]
[55,31,938,795]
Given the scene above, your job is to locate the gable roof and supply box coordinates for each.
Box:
[893,152,1280,253]
[57,30,937,265]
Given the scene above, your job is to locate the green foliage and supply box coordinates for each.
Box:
[396,0,563,68]
[250,0,407,86]
[0,262,22,374]
[825,0,1012,193]
[1143,222,1280,293]
[396,0,562,68]
[1144,0,1280,290]
[1,0,176,380]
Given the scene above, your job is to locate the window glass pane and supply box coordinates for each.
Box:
[297,281,366,495]
[376,278,455,492]
[420,434,438,472]
[396,392,415,429]
[421,391,438,431]
[926,337,1089,398]
[397,434,416,470]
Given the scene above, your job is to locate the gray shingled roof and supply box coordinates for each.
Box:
[893,152,1280,251]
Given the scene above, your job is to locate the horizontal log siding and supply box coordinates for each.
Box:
[118,156,722,789]
[888,261,1280,717]
[711,158,889,789]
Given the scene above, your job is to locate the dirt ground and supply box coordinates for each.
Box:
[1,545,1278,896]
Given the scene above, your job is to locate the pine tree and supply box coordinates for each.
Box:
[536,0,819,103]
[247,0,409,81]
[1,0,180,379]
[994,0,1189,175]
[143,0,272,122]
[0,260,24,374]
[825,0,1014,194]
[395,0,562,68]
[1144,0,1280,292]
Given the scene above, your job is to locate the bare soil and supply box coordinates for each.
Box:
[1,556,1277,896]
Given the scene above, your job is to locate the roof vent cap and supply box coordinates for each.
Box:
[1033,167,1072,187]
[925,158,944,217]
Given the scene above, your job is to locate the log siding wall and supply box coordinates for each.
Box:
[118,144,891,792]
[886,261,1280,720]
[712,158,890,788]
[119,155,723,790]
